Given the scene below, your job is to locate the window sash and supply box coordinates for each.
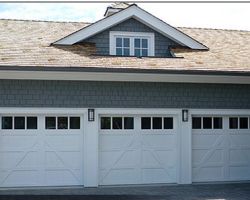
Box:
[111,32,154,56]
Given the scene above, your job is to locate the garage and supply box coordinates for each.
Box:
[99,114,178,185]
[192,115,250,182]
[0,114,84,187]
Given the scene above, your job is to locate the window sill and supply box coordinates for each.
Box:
[91,54,184,59]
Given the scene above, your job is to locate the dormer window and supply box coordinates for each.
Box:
[116,37,130,56]
[110,31,155,57]
[134,38,148,57]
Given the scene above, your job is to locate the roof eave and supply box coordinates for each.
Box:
[0,65,249,77]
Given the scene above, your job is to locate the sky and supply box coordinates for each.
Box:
[0,2,249,31]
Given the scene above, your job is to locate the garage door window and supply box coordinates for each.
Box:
[14,117,25,129]
[203,117,212,129]
[240,117,248,129]
[229,117,249,129]
[46,116,81,130]
[141,117,174,130]
[70,117,80,129]
[101,117,134,130]
[2,116,13,129]
[141,117,151,129]
[229,117,238,129]
[192,117,223,129]
[27,117,37,129]
[153,117,162,129]
[124,117,134,129]
[164,117,173,129]
[113,117,122,129]
[46,117,56,129]
[192,117,202,129]
[213,117,223,129]
[58,117,68,129]
[2,116,38,130]
[101,117,111,129]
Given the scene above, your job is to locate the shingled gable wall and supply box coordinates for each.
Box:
[83,18,180,57]
[1,79,250,109]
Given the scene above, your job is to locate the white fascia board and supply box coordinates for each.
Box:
[54,5,207,50]
[96,108,181,115]
[191,109,250,115]
[0,107,87,114]
[0,70,250,84]
[131,6,208,50]
[53,6,137,45]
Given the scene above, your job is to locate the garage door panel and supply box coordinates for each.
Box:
[46,152,65,168]
[229,149,250,164]
[99,115,177,185]
[156,150,176,166]
[1,152,37,169]
[15,151,39,168]
[99,134,135,151]
[193,135,224,149]
[3,170,40,187]
[192,115,250,182]
[113,151,138,168]
[229,134,250,146]
[45,169,82,185]
[193,167,224,182]
[229,166,250,180]
[0,135,38,150]
[44,136,81,151]
[142,150,162,167]
[100,151,123,169]
[99,168,137,185]
[193,149,223,165]
[100,150,137,170]
[0,114,84,187]
[142,150,175,167]
[141,134,175,148]
[142,168,175,183]
[45,151,82,169]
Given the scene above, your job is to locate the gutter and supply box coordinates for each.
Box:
[0,65,250,84]
[0,65,250,77]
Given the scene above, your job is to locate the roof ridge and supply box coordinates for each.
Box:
[178,26,250,32]
[0,18,91,24]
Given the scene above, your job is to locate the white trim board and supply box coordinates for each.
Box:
[53,5,208,50]
[0,107,87,114]
[0,70,250,84]
[190,109,250,115]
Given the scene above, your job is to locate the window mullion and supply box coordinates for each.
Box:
[121,38,124,56]
[140,38,142,57]
[130,37,134,56]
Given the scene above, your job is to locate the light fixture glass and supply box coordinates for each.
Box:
[182,109,188,122]
[88,109,95,122]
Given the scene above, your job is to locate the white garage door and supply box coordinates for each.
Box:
[192,115,250,182]
[99,115,178,185]
[0,114,83,187]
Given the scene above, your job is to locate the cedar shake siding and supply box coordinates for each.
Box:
[0,80,250,109]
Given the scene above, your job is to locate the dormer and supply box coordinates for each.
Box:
[53,4,208,58]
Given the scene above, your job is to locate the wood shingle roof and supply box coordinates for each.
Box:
[0,19,249,72]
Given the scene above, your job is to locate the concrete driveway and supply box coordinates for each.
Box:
[0,183,250,200]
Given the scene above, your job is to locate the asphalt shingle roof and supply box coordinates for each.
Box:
[0,19,249,72]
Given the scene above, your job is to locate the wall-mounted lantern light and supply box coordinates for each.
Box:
[182,109,188,122]
[88,108,95,122]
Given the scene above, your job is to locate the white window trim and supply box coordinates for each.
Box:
[109,31,155,56]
